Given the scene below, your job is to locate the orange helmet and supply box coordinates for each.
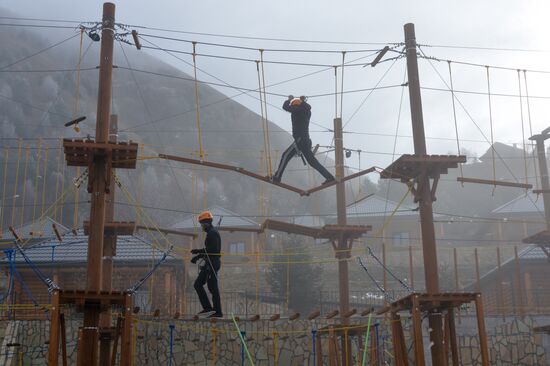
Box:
[290,98,302,106]
[198,211,214,223]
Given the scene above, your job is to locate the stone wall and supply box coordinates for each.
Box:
[1,315,549,365]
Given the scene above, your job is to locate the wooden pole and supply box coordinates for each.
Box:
[474,294,490,366]
[99,114,118,365]
[409,245,414,289]
[514,246,524,316]
[448,309,459,366]
[496,246,504,316]
[47,290,61,365]
[80,3,116,365]
[474,248,481,292]
[404,23,445,366]
[334,116,352,366]
[411,295,425,366]
[120,293,133,366]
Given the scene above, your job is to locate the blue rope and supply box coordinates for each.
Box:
[311,329,317,366]
[169,324,175,366]
[240,331,246,366]
[12,243,58,292]
[127,246,173,293]
[4,250,39,307]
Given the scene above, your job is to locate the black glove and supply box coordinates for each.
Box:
[190,248,201,254]
[191,256,199,264]
[288,95,294,100]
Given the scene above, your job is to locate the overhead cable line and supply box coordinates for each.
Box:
[419,53,550,74]
[138,33,387,54]
[124,23,400,46]
[0,32,80,71]
[419,43,550,54]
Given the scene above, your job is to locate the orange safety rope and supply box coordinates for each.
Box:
[41,147,49,216]
[0,148,8,235]
[32,142,42,223]
[19,146,29,228]
[11,139,22,227]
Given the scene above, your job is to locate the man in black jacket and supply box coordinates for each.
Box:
[272,95,335,184]
[191,211,222,318]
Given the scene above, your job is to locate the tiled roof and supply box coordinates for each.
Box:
[346,195,417,218]
[491,192,544,215]
[6,229,176,265]
[172,205,259,230]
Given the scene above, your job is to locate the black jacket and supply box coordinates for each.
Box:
[194,226,221,270]
[282,99,311,140]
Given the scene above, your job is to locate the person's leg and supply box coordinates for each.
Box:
[194,269,213,311]
[207,270,222,315]
[272,142,297,181]
[299,140,335,181]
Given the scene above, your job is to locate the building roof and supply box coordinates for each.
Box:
[172,205,259,230]
[5,229,176,266]
[346,195,417,218]
[491,192,544,215]
[0,217,70,246]
[479,142,524,162]
[467,245,548,290]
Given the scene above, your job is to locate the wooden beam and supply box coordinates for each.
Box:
[304,167,376,195]
[159,153,306,195]
[135,225,197,238]
[457,177,532,189]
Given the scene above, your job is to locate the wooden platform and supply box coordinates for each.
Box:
[64,139,138,169]
[522,230,550,245]
[380,154,466,181]
[262,219,371,239]
[377,292,479,314]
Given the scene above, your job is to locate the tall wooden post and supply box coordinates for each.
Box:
[530,132,550,228]
[404,23,446,365]
[333,116,351,365]
[99,115,118,365]
[80,3,115,365]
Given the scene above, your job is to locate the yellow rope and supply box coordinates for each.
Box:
[32,142,42,224]
[19,146,29,228]
[0,148,9,235]
[41,147,49,216]
[11,139,22,227]
[59,145,66,225]
[517,70,529,187]
[53,139,62,221]
[73,167,80,229]
[259,49,273,176]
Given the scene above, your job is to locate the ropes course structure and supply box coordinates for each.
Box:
[3,3,550,366]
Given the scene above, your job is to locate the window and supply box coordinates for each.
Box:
[392,232,410,247]
[229,242,245,254]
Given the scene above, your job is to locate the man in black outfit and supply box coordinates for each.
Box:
[272,95,335,184]
[191,211,223,318]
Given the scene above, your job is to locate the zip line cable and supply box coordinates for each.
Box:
[447,61,464,182]
[0,32,80,71]
[418,47,546,218]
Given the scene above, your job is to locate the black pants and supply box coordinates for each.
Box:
[274,137,334,181]
[194,266,222,314]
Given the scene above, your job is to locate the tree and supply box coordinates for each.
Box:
[265,236,323,314]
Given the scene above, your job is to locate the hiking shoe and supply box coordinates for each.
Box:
[323,177,336,185]
[207,313,224,319]
[197,310,215,318]
[270,175,281,183]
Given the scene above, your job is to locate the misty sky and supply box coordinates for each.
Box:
[2,0,550,179]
